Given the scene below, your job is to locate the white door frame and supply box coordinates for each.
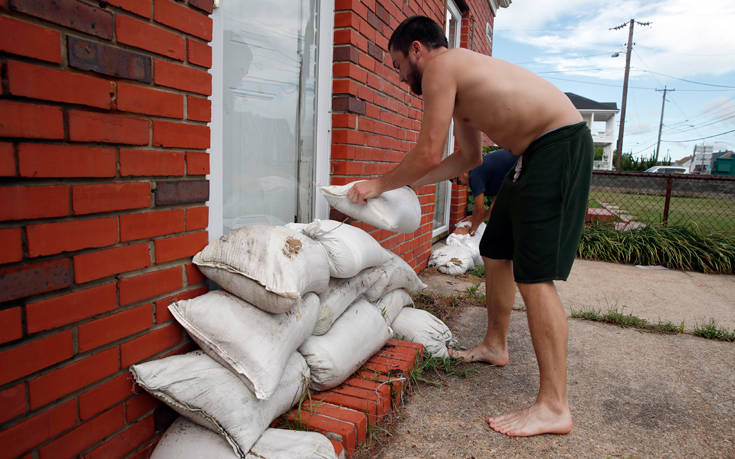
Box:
[207,0,333,241]
[432,0,461,238]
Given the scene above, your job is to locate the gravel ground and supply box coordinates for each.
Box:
[369,259,735,458]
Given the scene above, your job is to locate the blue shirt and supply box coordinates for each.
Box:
[468,149,518,197]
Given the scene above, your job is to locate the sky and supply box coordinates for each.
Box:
[492,0,735,162]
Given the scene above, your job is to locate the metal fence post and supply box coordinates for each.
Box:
[662,176,673,226]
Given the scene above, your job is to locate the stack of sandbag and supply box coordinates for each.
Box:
[131,224,336,458]
[429,221,486,275]
[288,220,427,391]
[130,219,456,457]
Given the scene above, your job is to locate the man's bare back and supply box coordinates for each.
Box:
[435,48,583,156]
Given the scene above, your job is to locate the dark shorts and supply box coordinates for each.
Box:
[479,122,593,283]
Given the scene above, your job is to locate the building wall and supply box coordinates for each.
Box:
[331,0,496,268]
[0,1,213,457]
[0,0,496,455]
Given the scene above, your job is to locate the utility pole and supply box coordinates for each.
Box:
[611,19,652,171]
[654,86,674,163]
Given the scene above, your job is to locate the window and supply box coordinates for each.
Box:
[209,0,333,239]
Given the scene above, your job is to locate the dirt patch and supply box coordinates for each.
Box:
[282,238,302,258]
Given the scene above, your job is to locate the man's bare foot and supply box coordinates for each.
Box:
[448,343,508,366]
[488,402,572,437]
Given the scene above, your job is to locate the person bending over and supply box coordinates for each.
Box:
[452,148,517,237]
[346,15,593,437]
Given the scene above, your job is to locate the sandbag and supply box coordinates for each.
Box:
[193,225,330,313]
[364,253,427,302]
[151,417,338,459]
[428,244,475,275]
[169,290,320,400]
[447,221,486,266]
[302,220,391,278]
[391,308,456,358]
[130,351,309,457]
[314,267,383,336]
[374,289,414,325]
[319,181,421,233]
[299,298,392,391]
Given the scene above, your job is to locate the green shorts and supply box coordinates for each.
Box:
[479,122,593,283]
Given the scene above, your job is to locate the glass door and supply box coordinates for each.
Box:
[432,0,462,237]
[210,0,329,237]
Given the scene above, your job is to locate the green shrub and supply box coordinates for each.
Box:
[578,224,735,274]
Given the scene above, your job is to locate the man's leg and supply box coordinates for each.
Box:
[449,257,514,366]
[488,281,572,436]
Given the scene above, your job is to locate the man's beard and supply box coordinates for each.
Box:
[408,65,422,95]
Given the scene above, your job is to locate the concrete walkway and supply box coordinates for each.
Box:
[374,259,735,458]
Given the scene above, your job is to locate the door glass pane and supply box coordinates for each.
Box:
[433,3,461,232]
[221,0,317,233]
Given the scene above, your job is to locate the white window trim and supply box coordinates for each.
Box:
[432,0,461,238]
[207,0,334,241]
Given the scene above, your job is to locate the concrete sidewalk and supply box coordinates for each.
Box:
[373,259,735,458]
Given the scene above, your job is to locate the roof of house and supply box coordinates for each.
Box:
[565,93,618,111]
[719,151,734,159]
[675,155,693,165]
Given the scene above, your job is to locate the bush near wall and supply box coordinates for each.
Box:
[0,1,213,457]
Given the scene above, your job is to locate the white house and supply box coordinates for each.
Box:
[565,93,619,170]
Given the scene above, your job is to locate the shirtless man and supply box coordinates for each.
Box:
[347,15,592,437]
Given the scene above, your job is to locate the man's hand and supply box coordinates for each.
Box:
[454,226,470,235]
[347,179,383,204]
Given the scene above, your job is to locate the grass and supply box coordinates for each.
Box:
[578,224,735,274]
[570,306,684,335]
[465,263,485,278]
[408,352,480,387]
[571,306,735,342]
[410,291,461,323]
[588,191,735,234]
[693,320,735,342]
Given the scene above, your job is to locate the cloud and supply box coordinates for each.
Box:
[626,122,653,135]
[495,0,735,79]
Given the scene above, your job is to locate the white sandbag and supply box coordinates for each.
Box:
[152,418,338,459]
[130,351,309,457]
[302,220,391,278]
[319,181,421,233]
[364,253,427,302]
[193,225,330,314]
[284,222,308,232]
[299,298,391,391]
[374,289,414,325]
[391,308,456,359]
[314,267,383,336]
[152,417,236,459]
[169,290,320,400]
[428,244,475,275]
[447,221,486,266]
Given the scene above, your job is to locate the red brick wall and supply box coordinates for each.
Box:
[330,0,496,267]
[0,0,212,457]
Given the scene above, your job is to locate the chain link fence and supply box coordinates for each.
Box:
[587,171,735,234]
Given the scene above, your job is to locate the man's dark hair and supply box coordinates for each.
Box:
[388,15,448,55]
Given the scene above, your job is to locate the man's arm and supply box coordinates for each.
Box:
[348,57,457,203]
[412,118,483,189]
[469,193,488,235]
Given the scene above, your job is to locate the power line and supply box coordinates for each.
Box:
[663,128,735,143]
[632,68,735,88]
[545,75,655,90]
